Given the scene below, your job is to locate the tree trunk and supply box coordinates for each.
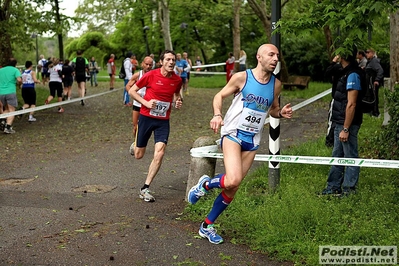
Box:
[233,0,241,72]
[323,25,333,60]
[54,0,64,60]
[390,10,399,91]
[158,0,173,50]
[0,0,13,66]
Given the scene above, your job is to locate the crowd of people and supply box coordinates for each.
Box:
[0,50,95,133]
[3,44,384,245]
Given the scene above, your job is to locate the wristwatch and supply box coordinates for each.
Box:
[343,128,349,133]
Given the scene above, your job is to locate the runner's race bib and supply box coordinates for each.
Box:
[150,101,170,117]
[237,107,267,133]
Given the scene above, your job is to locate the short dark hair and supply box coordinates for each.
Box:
[7,58,17,67]
[126,51,133,58]
[358,50,366,57]
[159,50,176,61]
[25,61,33,68]
[341,45,357,64]
[77,50,83,55]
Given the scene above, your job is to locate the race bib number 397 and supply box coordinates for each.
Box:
[150,101,170,117]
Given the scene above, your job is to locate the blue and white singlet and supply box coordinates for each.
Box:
[22,70,35,89]
[221,69,275,146]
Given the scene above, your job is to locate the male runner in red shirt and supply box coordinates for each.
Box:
[128,50,183,202]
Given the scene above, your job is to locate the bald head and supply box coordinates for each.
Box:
[257,44,278,56]
[255,43,279,73]
[142,56,154,72]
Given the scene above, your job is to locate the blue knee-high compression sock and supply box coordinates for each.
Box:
[206,173,225,190]
[205,191,233,225]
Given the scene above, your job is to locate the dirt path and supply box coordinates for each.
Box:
[0,84,328,265]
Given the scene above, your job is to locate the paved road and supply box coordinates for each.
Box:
[0,86,327,265]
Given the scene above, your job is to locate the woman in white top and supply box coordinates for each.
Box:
[238,50,247,71]
[45,58,64,113]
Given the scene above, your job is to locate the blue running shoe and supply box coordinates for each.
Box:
[199,223,224,244]
[188,175,211,204]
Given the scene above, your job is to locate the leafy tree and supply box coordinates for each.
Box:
[0,0,76,65]
[279,0,396,57]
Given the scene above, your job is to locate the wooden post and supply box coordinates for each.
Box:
[186,136,217,202]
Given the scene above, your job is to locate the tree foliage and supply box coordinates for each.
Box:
[5,0,397,78]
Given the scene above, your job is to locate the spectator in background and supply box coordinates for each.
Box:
[62,59,74,100]
[123,52,135,106]
[37,55,49,85]
[183,52,192,95]
[0,58,22,134]
[131,54,139,73]
[21,61,41,122]
[45,59,64,113]
[175,53,189,97]
[320,48,364,197]
[89,56,99,87]
[357,50,367,69]
[238,50,247,71]
[71,50,89,106]
[365,48,384,118]
[195,56,202,72]
[324,54,343,147]
[107,54,116,90]
[225,52,235,82]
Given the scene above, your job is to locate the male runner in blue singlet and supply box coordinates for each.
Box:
[188,44,293,244]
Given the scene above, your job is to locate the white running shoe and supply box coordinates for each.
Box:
[139,188,155,202]
[129,142,135,156]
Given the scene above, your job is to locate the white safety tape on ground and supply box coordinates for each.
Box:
[190,147,399,169]
[0,88,123,119]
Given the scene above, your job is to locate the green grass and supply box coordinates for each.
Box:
[188,74,227,89]
[185,81,399,265]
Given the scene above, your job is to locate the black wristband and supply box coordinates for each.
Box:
[278,110,283,118]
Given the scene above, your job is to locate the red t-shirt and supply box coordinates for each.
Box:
[108,58,116,74]
[136,68,182,120]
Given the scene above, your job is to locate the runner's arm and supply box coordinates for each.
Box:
[269,79,292,119]
[210,72,245,133]
[126,72,139,92]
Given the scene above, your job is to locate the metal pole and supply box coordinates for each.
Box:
[269,0,281,192]
[186,27,189,53]
[143,26,150,56]
[35,35,39,64]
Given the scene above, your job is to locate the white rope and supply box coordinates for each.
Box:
[190,148,399,169]
[0,88,123,119]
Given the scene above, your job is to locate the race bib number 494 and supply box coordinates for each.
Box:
[237,108,267,133]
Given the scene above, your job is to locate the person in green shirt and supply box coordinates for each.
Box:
[0,58,22,134]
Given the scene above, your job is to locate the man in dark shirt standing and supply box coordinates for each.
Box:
[365,48,384,117]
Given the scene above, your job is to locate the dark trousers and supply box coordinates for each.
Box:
[372,85,380,117]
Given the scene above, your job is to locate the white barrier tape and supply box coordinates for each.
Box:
[191,62,234,69]
[291,89,332,112]
[190,148,399,169]
[190,72,226,75]
[0,87,123,119]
